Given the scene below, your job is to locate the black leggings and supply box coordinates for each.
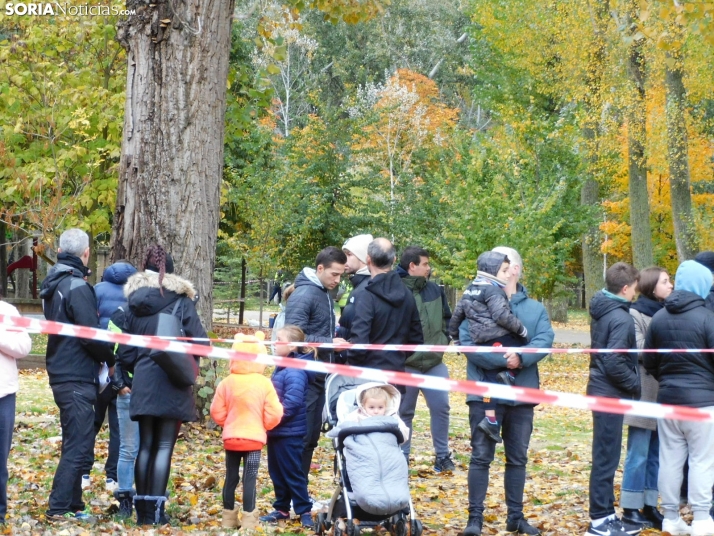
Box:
[223,450,261,511]
[135,416,181,496]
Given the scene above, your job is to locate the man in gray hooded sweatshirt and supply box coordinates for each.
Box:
[285,246,347,482]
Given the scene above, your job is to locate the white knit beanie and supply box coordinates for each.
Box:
[342,234,374,264]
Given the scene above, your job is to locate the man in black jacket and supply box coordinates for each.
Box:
[285,246,347,482]
[40,229,114,520]
[644,260,714,536]
[346,238,424,383]
[585,262,641,536]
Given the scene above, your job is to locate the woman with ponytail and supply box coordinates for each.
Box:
[116,245,208,525]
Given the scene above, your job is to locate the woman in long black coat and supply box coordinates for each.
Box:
[117,245,208,525]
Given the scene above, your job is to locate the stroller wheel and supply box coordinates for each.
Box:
[316,512,327,535]
[333,519,346,536]
[394,516,408,536]
[346,519,360,536]
[410,519,423,536]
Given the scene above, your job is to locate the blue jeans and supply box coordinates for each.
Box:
[116,393,139,491]
[0,394,15,522]
[621,426,659,509]
[399,363,451,458]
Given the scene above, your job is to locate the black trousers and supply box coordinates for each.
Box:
[223,450,260,511]
[48,382,97,515]
[135,416,180,496]
[83,387,119,480]
[467,401,534,523]
[589,411,624,519]
[301,377,325,480]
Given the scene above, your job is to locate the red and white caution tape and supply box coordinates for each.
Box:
[2,313,714,423]
[77,334,714,354]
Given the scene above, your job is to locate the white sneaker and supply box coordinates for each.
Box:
[105,478,118,493]
[81,475,91,490]
[692,517,714,536]
[663,517,693,536]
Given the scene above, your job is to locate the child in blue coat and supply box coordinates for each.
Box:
[260,325,314,529]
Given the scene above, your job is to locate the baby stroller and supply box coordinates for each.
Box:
[315,375,424,536]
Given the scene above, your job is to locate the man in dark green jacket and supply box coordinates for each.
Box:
[397,246,454,472]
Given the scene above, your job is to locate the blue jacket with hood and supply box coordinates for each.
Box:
[95,262,137,329]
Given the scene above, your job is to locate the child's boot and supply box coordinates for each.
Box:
[241,509,259,530]
[477,416,503,443]
[222,505,241,528]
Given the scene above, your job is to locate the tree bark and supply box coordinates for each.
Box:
[665,42,698,261]
[580,0,609,303]
[0,220,7,298]
[111,0,235,326]
[625,1,653,269]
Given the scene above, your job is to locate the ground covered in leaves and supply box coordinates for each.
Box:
[4,350,660,535]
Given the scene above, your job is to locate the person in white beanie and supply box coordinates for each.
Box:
[0,295,32,524]
[336,234,373,342]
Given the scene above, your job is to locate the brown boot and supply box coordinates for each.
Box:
[222,505,241,528]
[241,509,259,530]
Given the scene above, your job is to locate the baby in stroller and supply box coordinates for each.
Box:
[317,379,422,536]
[336,384,410,441]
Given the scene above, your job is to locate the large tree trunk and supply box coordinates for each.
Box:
[111,0,235,325]
[665,43,698,261]
[580,0,609,303]
[625,2,653,269]
[0,220,7,298]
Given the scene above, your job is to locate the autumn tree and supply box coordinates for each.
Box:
[0,14,125,278]
[111,0,390,325]
[349,69,458,237]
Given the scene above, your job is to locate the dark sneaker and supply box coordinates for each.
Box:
[477,417,503,443]
[301,512,315,529]
[506,518,541,535]
[585,518,630,536]
[260,510,290,523]
[463,517,483,535]
[497,370,516,386]
[434,453,455,473]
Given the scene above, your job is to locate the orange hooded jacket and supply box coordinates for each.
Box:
[210,334,283,449]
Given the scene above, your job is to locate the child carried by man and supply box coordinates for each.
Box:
[449,251,528,443]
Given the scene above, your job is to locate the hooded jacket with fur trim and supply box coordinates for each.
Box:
[116,271,208,422]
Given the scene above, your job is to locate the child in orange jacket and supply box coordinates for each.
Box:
[210,332,283,530]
